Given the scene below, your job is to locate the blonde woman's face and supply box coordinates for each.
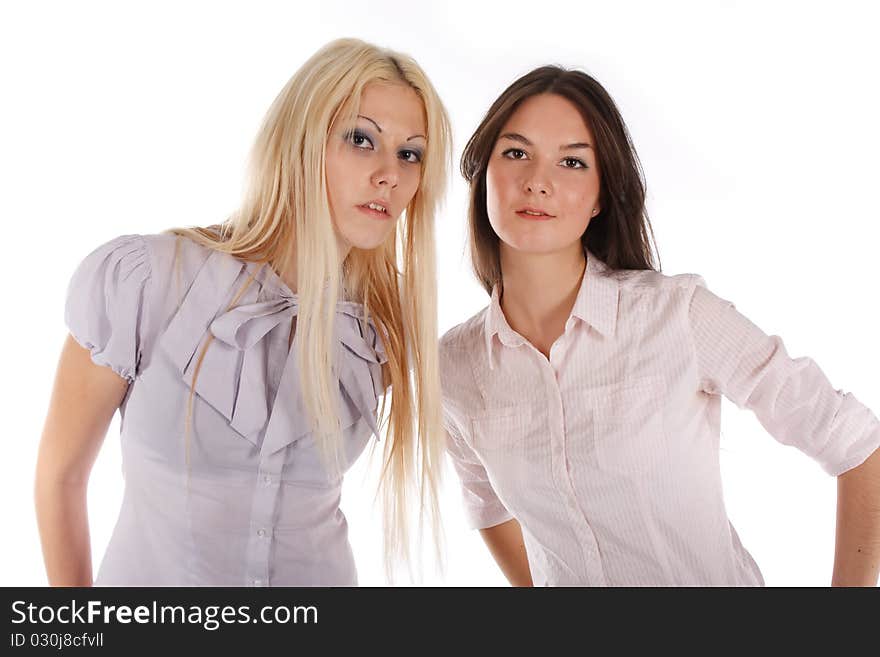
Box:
[486,93,602,257]
[325,81,426,253]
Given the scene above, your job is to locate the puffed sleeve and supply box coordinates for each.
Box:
[443,409,514,530]
[64,234,152,382]
[688,276,880,476]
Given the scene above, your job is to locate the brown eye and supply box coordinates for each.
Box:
[502,148,527,160]
[561,157,587,169]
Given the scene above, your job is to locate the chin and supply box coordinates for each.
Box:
[343,230,394,252]
[497,232,566,256]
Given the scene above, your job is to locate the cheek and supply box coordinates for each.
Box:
[326,146,371,198]
[485,163,512,214]
[324,151,349,211]
[397,166,421,208]
[558,176,599,222]
[561,188,592,218]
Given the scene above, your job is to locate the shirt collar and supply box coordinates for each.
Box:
[571,249,619,338]
[483,249,619,367]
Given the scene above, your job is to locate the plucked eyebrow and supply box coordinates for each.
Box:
[499,132,592,150]
[357,114,426,142]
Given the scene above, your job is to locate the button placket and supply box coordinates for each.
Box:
[536,349,607,585]
[245,450,283,587]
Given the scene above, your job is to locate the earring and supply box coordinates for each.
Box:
[591,208,598,215]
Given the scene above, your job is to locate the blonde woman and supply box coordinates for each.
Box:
[35,38,450,586]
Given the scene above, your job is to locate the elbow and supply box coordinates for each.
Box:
[34,446,93,494]
[839,444,880,480]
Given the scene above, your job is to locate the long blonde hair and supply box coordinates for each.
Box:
[171,38,451,577]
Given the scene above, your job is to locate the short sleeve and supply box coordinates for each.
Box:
[64,234,152,382]
[688,277,880,476]
[443,409,513,530]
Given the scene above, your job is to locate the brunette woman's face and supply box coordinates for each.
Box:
[485,93,601,257]
[325,81,426,253]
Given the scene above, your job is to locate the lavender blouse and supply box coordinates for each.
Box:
[64,233,387,586]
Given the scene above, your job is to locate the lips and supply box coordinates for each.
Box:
[515,206,555,220]
[357,200,391,220]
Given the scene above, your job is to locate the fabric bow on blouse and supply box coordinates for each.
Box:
[159,250,387,453]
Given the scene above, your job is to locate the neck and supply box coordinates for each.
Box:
[498,242,586,356]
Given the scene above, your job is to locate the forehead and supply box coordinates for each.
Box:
[500,93,594,143]
[358,81,426,136]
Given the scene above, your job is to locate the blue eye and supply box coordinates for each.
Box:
[561,157,587,169]
[399,148,423,164]
[501,148,527,160]
[346,129,374,149]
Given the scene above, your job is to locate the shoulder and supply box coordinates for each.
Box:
[608,269,723,344]
[439,305,489,360]
[64,234,156,379]
[134,231,263,309]
[140,231,216,280]
[70,231,218,282]
[610,268,707,312]
[67,234,152,297]
[612,268,706,295]
[69,229,256,323]
[438,305,490,400]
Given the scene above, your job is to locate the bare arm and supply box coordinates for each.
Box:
[479,518,533,587]
[34,335,129,586]
[832,445,880,586]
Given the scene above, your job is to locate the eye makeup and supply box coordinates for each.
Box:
[343,128,375,149]
[343,125,423,164]
[399,147,423,163]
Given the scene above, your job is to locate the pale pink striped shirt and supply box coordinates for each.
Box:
[439,252,880,586]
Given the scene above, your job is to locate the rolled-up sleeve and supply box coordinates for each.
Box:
[688,277,880,476]
[443,409,513,530]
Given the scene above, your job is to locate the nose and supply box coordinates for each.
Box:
[371,153,399,189]
[522,162,552,196]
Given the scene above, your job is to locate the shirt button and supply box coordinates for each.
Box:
[257,528,266,538]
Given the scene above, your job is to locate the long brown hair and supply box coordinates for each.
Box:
[461,66,659,292]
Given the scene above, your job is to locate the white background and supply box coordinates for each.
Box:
[2,0,878,586]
